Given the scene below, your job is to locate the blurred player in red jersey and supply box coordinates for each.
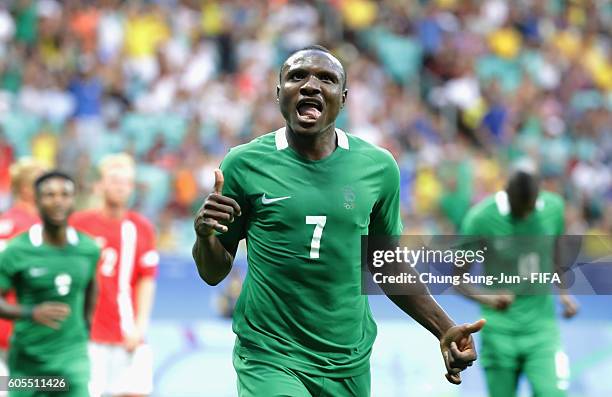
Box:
[0,158,46,380]
[70,153,159,397]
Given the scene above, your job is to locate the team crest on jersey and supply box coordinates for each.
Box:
[343,186,355,210]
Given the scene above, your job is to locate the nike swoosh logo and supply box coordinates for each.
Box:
[261,194,291,205]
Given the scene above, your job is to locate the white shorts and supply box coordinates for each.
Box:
[0,349,7,397]
[88,342,153,397]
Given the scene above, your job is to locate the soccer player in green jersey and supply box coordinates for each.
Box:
[0,171,99,397]
[458,163,579,397]
[193,45,485,396]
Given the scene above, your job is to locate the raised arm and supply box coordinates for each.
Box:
[193,169,242,286]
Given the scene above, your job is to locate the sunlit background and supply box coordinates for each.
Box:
[0,0,610,396]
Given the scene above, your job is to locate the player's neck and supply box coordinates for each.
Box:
[42,224,68,246]
[13,199,37,216]
[102,203,127,219]
[286,125,337,161]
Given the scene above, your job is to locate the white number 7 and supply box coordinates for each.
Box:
[306,216,327,259]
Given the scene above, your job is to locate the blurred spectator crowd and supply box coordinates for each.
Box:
[0,0,610,253]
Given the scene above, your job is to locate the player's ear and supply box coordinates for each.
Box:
[276,85,280,102]
[341,89,348,108]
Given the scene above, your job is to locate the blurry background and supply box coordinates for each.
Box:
[0,0,610,396]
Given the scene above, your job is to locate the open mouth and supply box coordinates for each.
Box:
[296,98,323,122]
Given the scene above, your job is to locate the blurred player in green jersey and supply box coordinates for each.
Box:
[458,162,579,397]
[193,45,485,396]
[0,171,99,397]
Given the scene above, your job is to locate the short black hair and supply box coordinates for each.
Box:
[34,170,76,194]
[297,44,333,54]
[507,171,539,199]
[279,45,347,89]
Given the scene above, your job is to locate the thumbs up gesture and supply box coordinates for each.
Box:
[194,169,242,237]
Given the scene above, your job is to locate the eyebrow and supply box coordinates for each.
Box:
[282,64,346,86]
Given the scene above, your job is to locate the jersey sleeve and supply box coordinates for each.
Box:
[368,151,403,236]
[554,196,565,236]
[0,245,16,291]
[215,148,250,253]
[136,220,159,279]
[460,207,482,235]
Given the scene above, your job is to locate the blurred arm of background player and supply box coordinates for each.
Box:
[84,274,97,331]
[0,289,70,330]
[554,238,579,318]
[192,170,241,286]
[124,276,156,352]
[453,243,515,311]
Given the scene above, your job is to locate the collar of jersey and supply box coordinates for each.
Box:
[29,224,80,247]
[275,127,349,164]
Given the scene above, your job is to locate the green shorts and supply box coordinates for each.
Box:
[8,349,90,397]
[233,353,370,397]
[480,328,569,397]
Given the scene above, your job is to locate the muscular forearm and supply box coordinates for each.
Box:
[454,283,491,305]
[387,293,456,340]
[192,234,234,286]
[377,265,455,339]
[135,277,155,334]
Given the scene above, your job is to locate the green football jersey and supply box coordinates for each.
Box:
[218,128,403,377]
[0,225,99,363]
[460,190,565,334]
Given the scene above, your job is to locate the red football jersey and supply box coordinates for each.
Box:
[70,210,159,344]
[0,205,40,349]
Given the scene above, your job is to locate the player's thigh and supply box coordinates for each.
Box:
[320,370,370,397]
[233,354,311,397]
[523,337,569,397]
[483,367,520,397]
[61,354,91,397]
[480,329,521,368]
[481,330,521,397]
[88,342,111,397]
[90,343,153,397]
[109,344,153,396]
[8,352,88,397]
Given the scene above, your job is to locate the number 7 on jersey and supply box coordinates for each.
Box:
[306,216,327,259]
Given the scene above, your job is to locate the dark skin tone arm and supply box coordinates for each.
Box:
[193,170,241,286]
[368,242,485,384]
[84,276,97,331]
[554,237,579,318]
[194,48,485,384]
[454,243,515,311]
[0,287,70,330]
[194,168,485,384]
